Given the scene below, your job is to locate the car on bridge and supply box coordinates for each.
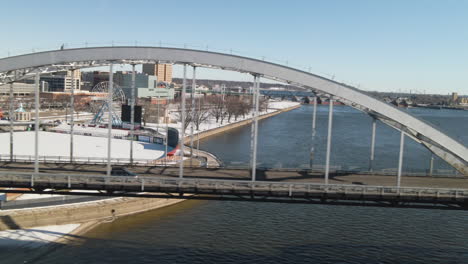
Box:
[111,167,138,178]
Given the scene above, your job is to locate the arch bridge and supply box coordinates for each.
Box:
[0,46,466,179]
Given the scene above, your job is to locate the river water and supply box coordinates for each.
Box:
[22,106,468,263]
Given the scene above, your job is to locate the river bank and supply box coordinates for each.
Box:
[0,100,300,256]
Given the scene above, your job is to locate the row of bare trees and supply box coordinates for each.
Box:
[174,95,269,132]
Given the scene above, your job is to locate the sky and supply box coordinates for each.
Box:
[1,0,467,94]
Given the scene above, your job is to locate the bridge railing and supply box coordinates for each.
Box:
[0,195,111,210]
[0,154,460,177]
[1,171,467,201]
[0,154,160,166]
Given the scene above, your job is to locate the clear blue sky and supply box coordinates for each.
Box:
[1,0,467,94]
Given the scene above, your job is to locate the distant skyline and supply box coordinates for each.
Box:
[1,0,467,95]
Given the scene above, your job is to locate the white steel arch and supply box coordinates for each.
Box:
[0,46,466,175]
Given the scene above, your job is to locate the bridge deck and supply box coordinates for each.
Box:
[1,162,467,189]
[0,162,467,210]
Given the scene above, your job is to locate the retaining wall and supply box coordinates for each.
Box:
[183,104,300,144]
[0,196,184,231]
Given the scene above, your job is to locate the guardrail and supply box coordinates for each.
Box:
[0,155,461,177]
[0,195,111,210]
[0,154,159,165]
[0,172,466,208]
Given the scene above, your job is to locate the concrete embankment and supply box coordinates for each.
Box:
[184,104,301,145]
[0,196,184,231]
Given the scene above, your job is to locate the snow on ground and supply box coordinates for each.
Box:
[15,193,59,200]
[53,123,129,137]
[268,101,300,109]
[147,100,300,135]
[0,224,80,248]
[0,131,165,162]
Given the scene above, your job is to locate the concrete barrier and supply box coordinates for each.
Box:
[0,196,184,231]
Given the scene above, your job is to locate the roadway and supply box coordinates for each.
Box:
[1,161,467,189]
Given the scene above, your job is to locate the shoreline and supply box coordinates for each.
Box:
[184,103,301,145]
[0,102,301,254]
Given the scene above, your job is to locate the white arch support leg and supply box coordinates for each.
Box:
[106,64,114,177]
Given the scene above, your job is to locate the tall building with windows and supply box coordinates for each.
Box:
[40,70,81,92]
[142,63,173,83]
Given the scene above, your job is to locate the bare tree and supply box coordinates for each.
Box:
[234,98,250,121]
[192,97,210,130]
[207,95,226,124]
[174,97,193,132]
[260,96,269,112]
[225,96,241,123]
[142,100,158,126]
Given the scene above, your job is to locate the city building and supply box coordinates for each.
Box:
[81,71,110,91]
[142,63,173,83]
[0,82,35,96]
[115,72,174,100]
[40,70,81,92]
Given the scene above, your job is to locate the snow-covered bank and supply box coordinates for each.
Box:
[0,131,165,162]
[0,224,80,249]
[148,100,301,136]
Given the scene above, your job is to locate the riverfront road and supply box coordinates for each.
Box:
[1,162,468,189]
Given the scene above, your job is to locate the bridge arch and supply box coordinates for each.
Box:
[0,46,466,175]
